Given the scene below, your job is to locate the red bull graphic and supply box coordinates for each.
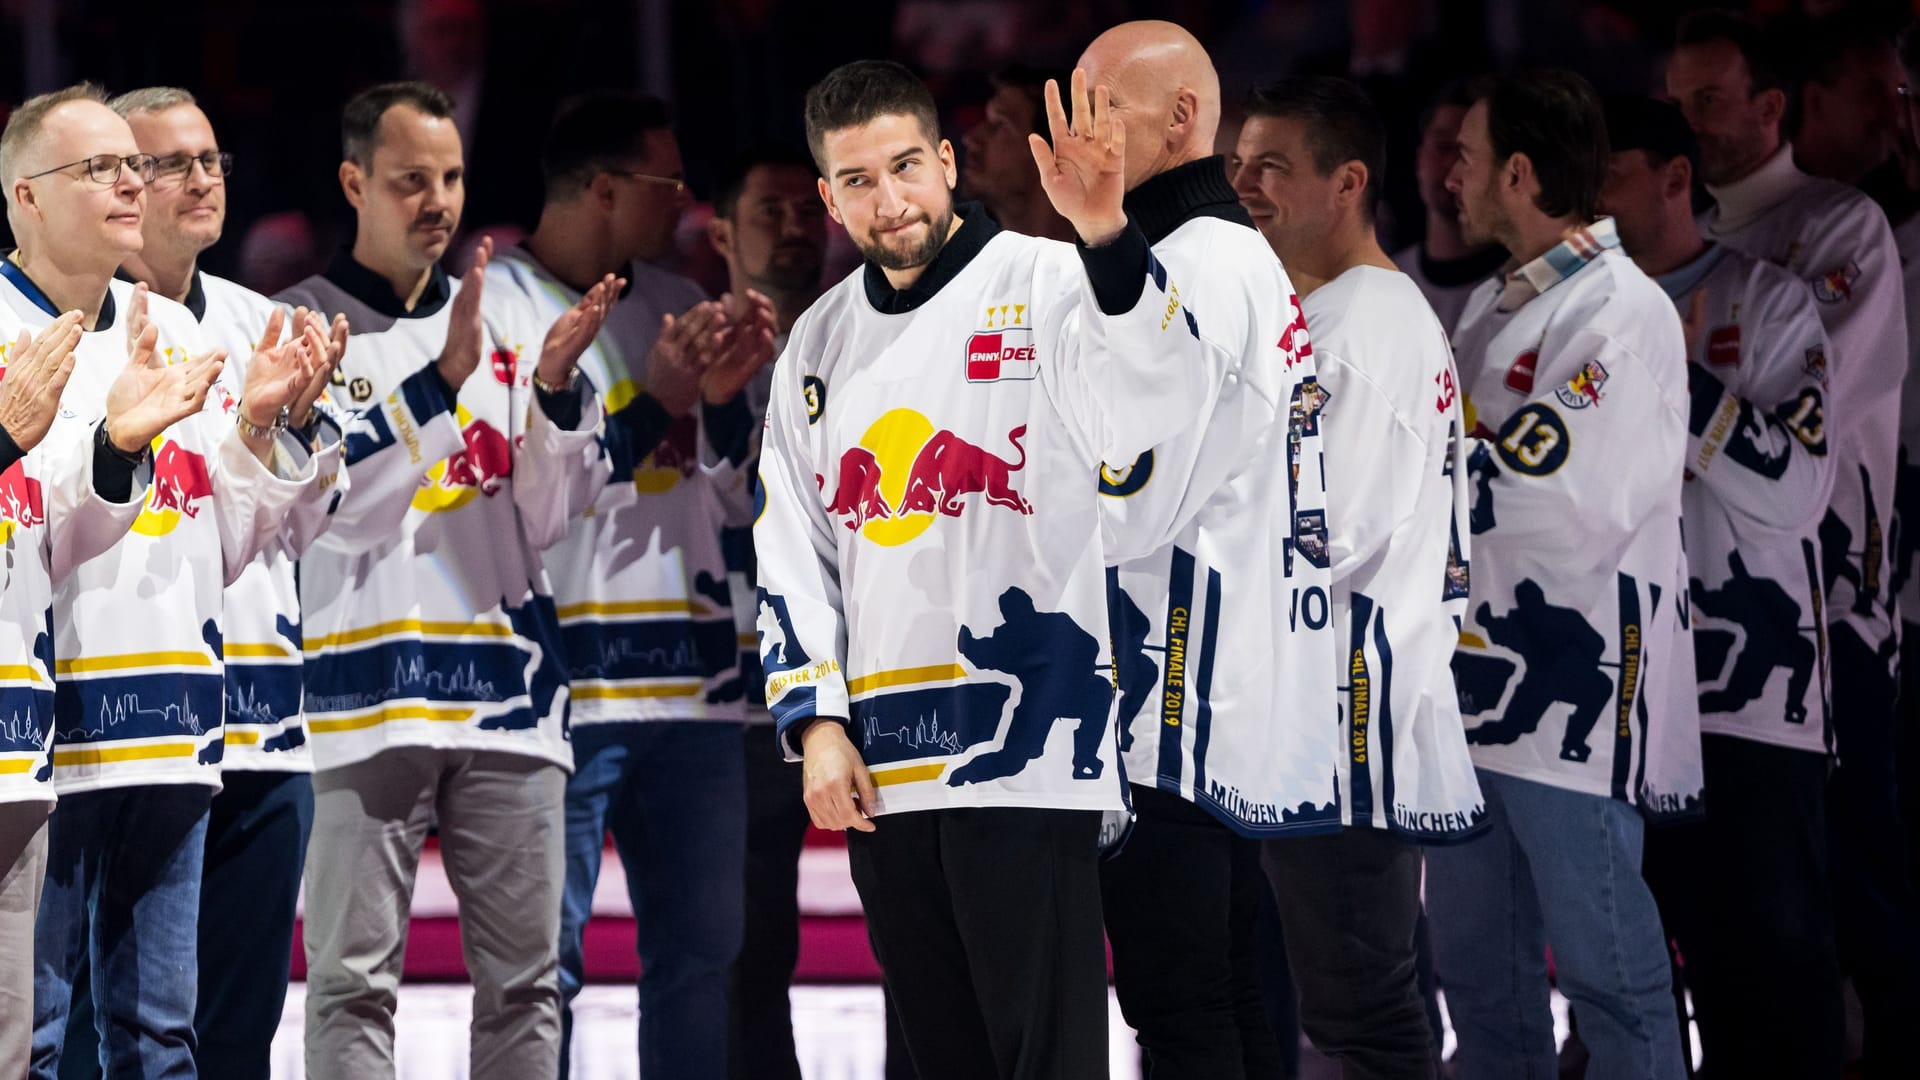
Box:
[0,462,45,542]
[133,440,215,536]
[633,415,700,494]
[822,409,1033,546]
[1279,294,1314,370]
[413,406,514,513]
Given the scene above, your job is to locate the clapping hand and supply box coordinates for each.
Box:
[0,311,84,452]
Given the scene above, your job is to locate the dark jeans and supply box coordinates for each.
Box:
[1644,734,1844,1080]
[848,807,1107,1080]
[1264,827,1439,1080]
[1101,785,1287,1080]
[1826,627,1920,1077]
[727,725,810,1080]
[32,785,212,1080]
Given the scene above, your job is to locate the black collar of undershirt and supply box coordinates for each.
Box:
[322,247,452,319]
[1123,156,1253,245]
[862,201,1001,315]
[2,249,116,329]
[1419,244,1509,289]
[112,266,206,321]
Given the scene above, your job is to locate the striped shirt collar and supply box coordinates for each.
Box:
[1497,216,1619,312]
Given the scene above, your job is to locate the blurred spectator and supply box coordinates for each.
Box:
[237,209,326,297]
[959,64,1074,240]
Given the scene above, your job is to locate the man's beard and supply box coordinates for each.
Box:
[855,203,954,272]
[755,244,824,292]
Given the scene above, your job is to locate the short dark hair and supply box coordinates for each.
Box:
[804,60,941,173]
[1243,76,1387,219]
[1471,70,1608,222]
[713,145,818,220]
[1675,9,1789,96]
[342,81,455,167]
[1416,79,1479,142]
[541,92,673,201]
[989,64,1068,137]
[1603,94,1700,174]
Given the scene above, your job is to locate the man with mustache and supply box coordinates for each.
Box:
[277,81,619,1080]
[486,92,776,1080]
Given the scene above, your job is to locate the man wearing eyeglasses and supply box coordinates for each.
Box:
[3,83,332,1080]
[103,85,347,1080]
[485,92,777,1080]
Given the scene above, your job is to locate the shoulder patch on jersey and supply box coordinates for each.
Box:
[1504,350,1538,395]
[1707,325,1740,367]
[1553,360,1608,410]
[1493,403,1571,476]
[1811,260,1860,303]
[803,375,826,425]
[1098,450,1154,497]
[349,377,373,402]
[1803,346,1829,388]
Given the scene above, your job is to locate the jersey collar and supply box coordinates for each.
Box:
[111,266,207,321]
[1652,242,1729,301]
[862,201,1000,315]
[1497,216,1620,312]
[321,248,452,320]
[1122,156,1252,245]
[2,249,116,328]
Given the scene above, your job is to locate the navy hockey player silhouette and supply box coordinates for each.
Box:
[1693,551,1816,723]
[1820,465,1883,617]
[947,586,1113,786]
[1465,579,1613,762]
[1467,442,1498,536]
[1106,571,1157,754]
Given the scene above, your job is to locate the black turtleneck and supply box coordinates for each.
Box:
[322,248,453,320]
[1122,156,1253,245]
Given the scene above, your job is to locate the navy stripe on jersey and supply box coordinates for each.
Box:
[850,683,1014,767]
[0,687,53,755]
[1348,592,1377,825]
[54,673,224,745]
[1802,538,1833,750]
[559,617,737,683]
[1157,549,1197,789]
[1190,567,1223,797]
[305,640,533,715]
[1374,602,1397,820]
[1610,573,1643,801]
[224,662,303,727]
[342,364,454,465]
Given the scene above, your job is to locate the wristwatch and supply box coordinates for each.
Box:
[235,402,290,441]
[531,369,579,394]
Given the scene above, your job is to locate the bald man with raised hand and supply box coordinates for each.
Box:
[1078,23,1339,1080]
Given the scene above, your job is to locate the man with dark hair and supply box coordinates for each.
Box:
[961,66,1075,241]
[1792,12,1906,189]
[486,90,776,1080]
[279,80,620,1080]
[1599,91,1851,1080]
[1671,16,1919,1076]
[1229,73,1482,1079]
[1422,70,1694,1080]
[1391,81,1509,334]
[759,57,1228,1079]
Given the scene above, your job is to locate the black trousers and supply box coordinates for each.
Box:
[727,727,812,1080]
[1643,733,1844,1080]
[1100,785,1288,1080]
[847,807,1107,1080]
[1262,827,1438,1080]
[1827,627,1920,1077]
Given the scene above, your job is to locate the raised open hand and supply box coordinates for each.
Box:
[536,273,624,388]
[103,322,227,454]
[0,311,84,451]
[702,289,778,405]
[437,236,494,391]
[1028,68,1129,246]
[645,300,725,417]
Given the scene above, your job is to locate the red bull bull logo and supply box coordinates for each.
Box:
[1279,294,1314,370]
[0,461,45,542]
[413,406,514,513]
[822,408,1033,545]
[133,439,215,536]
[633,416,699,494]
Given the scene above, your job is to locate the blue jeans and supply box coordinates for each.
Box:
[32,785,212,1080]
[558,722,746,1080]
[1425,770,1682,1080]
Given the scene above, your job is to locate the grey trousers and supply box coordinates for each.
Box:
[1,800,52,1080]
[302,747,567,1080]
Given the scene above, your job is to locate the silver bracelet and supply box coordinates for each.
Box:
[236,403,290,440]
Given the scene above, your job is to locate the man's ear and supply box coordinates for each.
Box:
[938,138,959,191]
[1338,160,1370,209]
[817,176,843,227]
[708,215,734,261]
[1756,86,1788,132]
[339,160,365,211]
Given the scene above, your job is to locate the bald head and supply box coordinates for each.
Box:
[1078,20,1222,190]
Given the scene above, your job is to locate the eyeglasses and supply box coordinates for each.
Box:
[609,170,686,194]
[152,151,234,183]
[22,153,158,185]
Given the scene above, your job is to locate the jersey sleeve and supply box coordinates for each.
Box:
[513,378,606,552]
[1467,323,1686,574]
[308,362,466,555]
[754,334,851,760]
[276,409,349,557]
[1800,203,1909,426]
[1037,224,1234,466]
[1683,294,1834,533]
[208,417,317,585]
[29,419,148,581]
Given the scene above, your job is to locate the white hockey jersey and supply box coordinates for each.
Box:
[0,406,147,804]
[0,271,318,794]
[1305,265,1485,840]
[1391,243,1508,337]
[1097,164,1341,837]
[755,209,1227,816]
[1703,146,1908,666]
[1450,219,1702,817]
[487,248,744,726]
[278,255,601,773]
[1888,213,1920,631]
[1654,244,1835,756]
[178,270,348,772]
[731,359,780,725]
